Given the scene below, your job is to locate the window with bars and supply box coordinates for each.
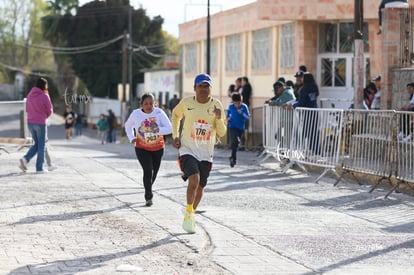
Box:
[318,22,369,54]
[185,43,197,74]
[251,28,271,70]
[281,24,295,68]
[225,34,241,71]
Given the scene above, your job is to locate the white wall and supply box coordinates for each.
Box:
[86,97,121,124]
[143,70,179,106]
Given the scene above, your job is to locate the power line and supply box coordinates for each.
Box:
[16,35,124,54]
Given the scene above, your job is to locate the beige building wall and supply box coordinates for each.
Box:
[179,0,414,109]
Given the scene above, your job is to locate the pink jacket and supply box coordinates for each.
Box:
[26,87,53,125]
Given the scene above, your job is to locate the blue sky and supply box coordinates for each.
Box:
[79,0,256,37]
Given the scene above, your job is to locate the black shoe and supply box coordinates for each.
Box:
[229,157,235,167]
[145,200,153,207]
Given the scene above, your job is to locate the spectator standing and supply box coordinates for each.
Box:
[125,93,172,207]
[75,112,83,136]
[227,84,236,97]
[402,82,414,111]
[106,109,117,143]
[399,82,414,141]
[96,114,108,144]
[293,71,305,99]
[268,80,296,106]
[371,75,382,109]
[363,82,377,110]
[240,76,252,108]
[63,106,75,139]
[168,94,180,112]
[226,93,250,167]
[19,77,53,173]
[292,73,319,109]
[235,77,243,94]
[286,73,320,154]
[171,73,226,233]
[240,76,252,149]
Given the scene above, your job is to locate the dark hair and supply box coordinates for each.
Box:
[303,73,319,96]
[286,80,294,88]
[273,81,284,91]
[231,93,242,102]
[299,65,307,72]
[366,82,377,93]
[241,76,249,83]
[277,77,286,84]
[140,93,154,104]
[407,82,414,88]
[35,77,48,90]
[228,84,236,92]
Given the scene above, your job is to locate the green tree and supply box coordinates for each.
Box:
[43,0,166,99]
[0,0,54,83]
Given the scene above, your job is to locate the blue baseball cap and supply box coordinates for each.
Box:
[372,75,381,81]
[194,73,212,86]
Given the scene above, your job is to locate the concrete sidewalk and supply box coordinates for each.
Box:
[0,128,413,274]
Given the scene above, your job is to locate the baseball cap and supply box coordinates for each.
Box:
[372,75,381,81]
[294,71,304,77]
[273,81,284,90]
[194,73,212,86]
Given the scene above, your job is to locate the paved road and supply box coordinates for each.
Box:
[0,124,413,274]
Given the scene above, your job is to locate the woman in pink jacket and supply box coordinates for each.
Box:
[19,77,53,173]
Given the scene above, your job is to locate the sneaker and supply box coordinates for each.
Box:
[403,134,412,142]
[47,165,57,171]
[36,170,48,174]
[145,199,153,207]
[19,158,27,172]
[182,211,196,234]
[229,157,235,168]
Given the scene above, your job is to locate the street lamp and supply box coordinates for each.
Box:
[206,0,210,74]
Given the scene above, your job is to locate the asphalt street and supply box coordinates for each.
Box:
[0,122,413,274]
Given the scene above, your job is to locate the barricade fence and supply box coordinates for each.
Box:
[0,100,29,140]
[257,105,294,163]
[285,107,343,182]
[395,111,414,184]
[261,107,414,197]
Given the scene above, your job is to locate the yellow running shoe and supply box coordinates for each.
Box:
[182,211,196,233]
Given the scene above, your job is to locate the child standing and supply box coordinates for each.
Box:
[226,93,250,167]
[96,114,108,144]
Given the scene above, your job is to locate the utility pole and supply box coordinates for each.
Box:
[206,0,211,75]
[121,31,128,136]
[128,5,133,106]
[354,0,364,109]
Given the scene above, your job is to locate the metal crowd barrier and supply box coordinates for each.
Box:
[256,105,294,163]
[0,100,29,140]
[394,111,414,194]
[336,110,395,196]
[284,107,344,182]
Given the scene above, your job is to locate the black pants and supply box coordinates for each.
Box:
[135,148,164,201]
[230,127,244,161]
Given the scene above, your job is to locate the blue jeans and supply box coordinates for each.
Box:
[75,123,82,136]
[24,123,46,172]
[106,128,116,143]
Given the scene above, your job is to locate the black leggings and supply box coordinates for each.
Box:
[135,148,164,201]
